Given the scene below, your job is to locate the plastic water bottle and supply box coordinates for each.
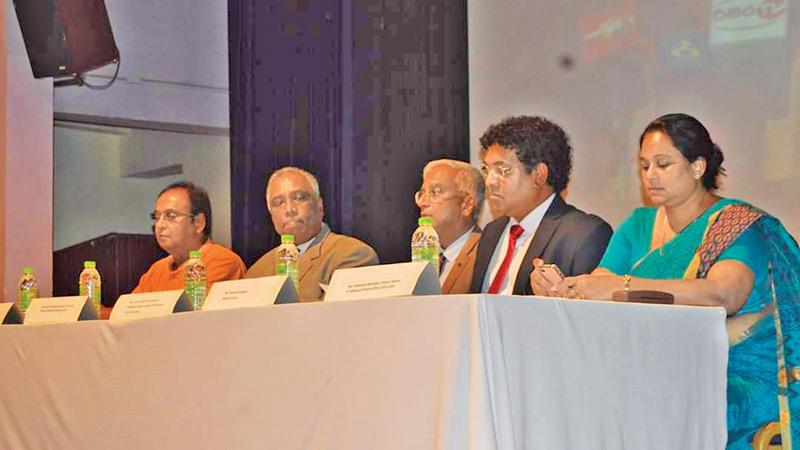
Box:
[411,216,440,273]
[276,234,300,291]
[17,267,39,317]
[184,250,207,311]
[79,261,102,317]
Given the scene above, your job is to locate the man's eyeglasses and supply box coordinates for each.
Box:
[414,185,465,203]
[268,191,315,209]
[480,163,513,179]
[150,210,195,223]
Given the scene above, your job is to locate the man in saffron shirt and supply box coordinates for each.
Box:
[133,181,245,293]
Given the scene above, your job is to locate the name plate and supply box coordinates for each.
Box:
[24,296,98,325]
[203,276,299,311]
[110,290,192,322]
[0,302,22,325]
[325,261,440,302]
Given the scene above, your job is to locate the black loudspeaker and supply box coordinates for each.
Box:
[12,0,119,79]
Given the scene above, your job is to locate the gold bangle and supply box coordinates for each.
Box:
[623,274,632,291]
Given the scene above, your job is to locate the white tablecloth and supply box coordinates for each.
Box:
[0,295,728,449]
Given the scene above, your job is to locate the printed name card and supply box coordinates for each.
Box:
[110,290,192,322]
[203,276,299,311]
[325,261,440,302]
[24,296,98,325]
[0,302,22,325]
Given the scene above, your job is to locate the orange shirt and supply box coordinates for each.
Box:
[132,241,246,293]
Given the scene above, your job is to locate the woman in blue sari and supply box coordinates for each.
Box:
[531,113,799,449]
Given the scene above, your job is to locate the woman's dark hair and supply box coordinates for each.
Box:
[159,181,213,237]
[639,113,726,190]
[479,115,572,193]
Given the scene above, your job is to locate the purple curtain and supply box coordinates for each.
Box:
[229,0,468,265]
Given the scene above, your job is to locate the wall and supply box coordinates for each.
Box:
[53,126,177,250]
[468,0,800,236]
[5,0,231,299]
[3,0,53,297]
[53,0,229,130]
[0,0,6,298]
[53,125,231,251]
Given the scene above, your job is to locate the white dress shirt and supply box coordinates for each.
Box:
[481,194,556,295]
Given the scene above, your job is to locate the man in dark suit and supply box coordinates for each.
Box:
[469,116,612,295]
[415,159,484,294]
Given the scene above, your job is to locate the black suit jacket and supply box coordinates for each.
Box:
[470,195,613,295]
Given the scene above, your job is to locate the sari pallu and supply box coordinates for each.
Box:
[628,199,799,449]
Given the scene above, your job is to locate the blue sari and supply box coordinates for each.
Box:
[599,198,799,449]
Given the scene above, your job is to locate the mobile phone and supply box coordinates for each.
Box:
[538,263,565,285]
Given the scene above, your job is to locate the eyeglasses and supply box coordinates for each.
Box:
[268,190,316,209]
[480,163,513,179]
[414,185,465,203]
[150,209,195,223]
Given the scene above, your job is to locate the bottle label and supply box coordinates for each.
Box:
[185,281,195,301]
[276,261,297,276]
[276,261,288,276]
[276,261,300,288]
[80,278,102,312]
[185,280,207,311]
[18,290,37,313]
[412,245,440,273]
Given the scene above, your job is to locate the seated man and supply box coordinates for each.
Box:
[134,181,246,293]
[415,159,483,294]
[470,115,612,295]
[246,167,379,301]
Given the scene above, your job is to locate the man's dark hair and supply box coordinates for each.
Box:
[479,115,573,193]
[158,181,213,237]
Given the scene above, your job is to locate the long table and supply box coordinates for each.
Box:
[0,295,728,449]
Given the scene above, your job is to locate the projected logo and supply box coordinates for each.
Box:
[710,0,788,44]
[671,41,701,59]
[657,32,711,74]
[580,0,639,62]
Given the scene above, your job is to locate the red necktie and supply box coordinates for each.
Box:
[488,224,525,294]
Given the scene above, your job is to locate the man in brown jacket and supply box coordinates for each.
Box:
[246,167,378,301]
[415,159,484,294]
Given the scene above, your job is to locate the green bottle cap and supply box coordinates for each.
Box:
[23,267,34,275]
[83,261,96,269]
[189,250,202,258]
[281,234,295,244]
[418,216,433,226]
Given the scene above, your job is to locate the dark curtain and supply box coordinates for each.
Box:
[229,0,468,266]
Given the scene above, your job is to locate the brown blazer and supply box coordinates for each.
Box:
[441,229,481,295]
[245,224,379,301]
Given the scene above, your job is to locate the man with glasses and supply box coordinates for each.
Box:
[470,116,612,295]
[246,167,378,301]
[415,159,484,294]
[133,181,246,293]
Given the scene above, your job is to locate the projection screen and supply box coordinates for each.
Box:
[469,0,799,238]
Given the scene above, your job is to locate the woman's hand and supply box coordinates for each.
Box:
[569,273,622,300]
[531,260,621,300]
